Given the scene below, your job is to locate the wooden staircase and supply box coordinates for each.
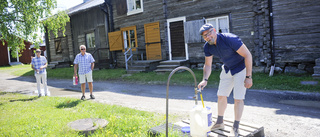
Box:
[154,60,190,73]
[126,60,161,74]
[48,61,71,69]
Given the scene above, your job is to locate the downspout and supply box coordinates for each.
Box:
[268,0,275,76]
[100,0,114,67]
[44,26,51,62]
[163,0,167,61]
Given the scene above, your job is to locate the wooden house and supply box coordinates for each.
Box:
[45,0,320,73]
[0,40,34,66]
[45,0,111,68]
[108,0,320,73]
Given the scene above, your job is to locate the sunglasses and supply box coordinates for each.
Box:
[36,51,41,53]
[81,48,86,50]
[202,29,213,38]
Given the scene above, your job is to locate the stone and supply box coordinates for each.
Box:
[68,118,108,135]
[284,66,307,74]
[298,64,306,70]
[300,81,318,85]
[312,74,320,80]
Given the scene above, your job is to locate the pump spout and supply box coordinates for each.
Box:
[165,66,198,137]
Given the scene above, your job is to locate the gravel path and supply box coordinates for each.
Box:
[1,72,320,137]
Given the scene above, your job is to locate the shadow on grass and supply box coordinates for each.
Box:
[56,100,82,109]
[9,96,39,102]
[0,92,8,95]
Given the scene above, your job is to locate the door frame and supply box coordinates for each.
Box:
[167,16,189,60]
[8,47,19,63]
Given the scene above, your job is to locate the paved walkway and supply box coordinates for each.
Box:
[1,72,320,137]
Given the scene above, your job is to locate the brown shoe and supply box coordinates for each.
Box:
[211,123,225,131]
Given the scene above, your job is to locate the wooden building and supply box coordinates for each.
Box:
[0,40,34,66]
[45,0,110,68]
[45,0,320,73]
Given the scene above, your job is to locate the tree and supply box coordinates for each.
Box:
[0,0,69,58]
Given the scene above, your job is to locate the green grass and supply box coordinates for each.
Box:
[1,64,319,92]
[0,92,184,137]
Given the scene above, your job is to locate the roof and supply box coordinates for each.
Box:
[67,0,105,15]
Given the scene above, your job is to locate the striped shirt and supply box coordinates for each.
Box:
[31,56,47,74]
[73,52,95,75]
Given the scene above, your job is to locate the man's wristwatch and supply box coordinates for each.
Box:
[246,75,252,79]
[204,79,208,81]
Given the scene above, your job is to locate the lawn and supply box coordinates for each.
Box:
[0,92,183,137]
[0,64,319,93]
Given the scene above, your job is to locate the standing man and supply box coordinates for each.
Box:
[31,49,49,97]
[198,23,253,137]
[74,45,95,100]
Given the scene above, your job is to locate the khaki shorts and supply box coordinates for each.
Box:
[217,66,247,100]
[79,71,93,84]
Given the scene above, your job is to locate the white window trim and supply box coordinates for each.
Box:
[86,32,95,49]
[206,15,230,33]
[127,0,144,16]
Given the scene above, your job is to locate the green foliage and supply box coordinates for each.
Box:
[0,92,165,136]
[0,0,69,58]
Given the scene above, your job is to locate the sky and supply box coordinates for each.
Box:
[54,0,84,13]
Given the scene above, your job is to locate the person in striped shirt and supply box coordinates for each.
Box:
[31,49,48,97]
[73,45,95,100]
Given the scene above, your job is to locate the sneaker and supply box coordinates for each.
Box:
[90,94,95,99]
[81,95,85,100]
[228,127,239,137]
[38,94,42,97]
[211,123,225,131]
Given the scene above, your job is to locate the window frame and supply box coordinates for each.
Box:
[206,15,230,33]
[120,26,138,52]
[54,38,62,54]
[86,32,96,49]
[127,0,144,16]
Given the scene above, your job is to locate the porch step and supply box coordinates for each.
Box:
[154,60,190,73]
[9,62,23,66]
[48,61,71,69]
[126,60,161,74]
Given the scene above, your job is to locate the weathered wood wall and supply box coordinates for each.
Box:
[167,0,256,64]
[112,0,165,67]
[70,7,107,61]
[0,41,9,66]
[272,0,320,67]
[48,22,72,62]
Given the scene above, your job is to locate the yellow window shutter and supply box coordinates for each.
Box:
[108,31,123,51]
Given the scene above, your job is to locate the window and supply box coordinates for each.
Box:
[127,0,143,15]
[206,15,229,33]
[54,39,62,54]
[121,26,138,50]
[86,32,95,48]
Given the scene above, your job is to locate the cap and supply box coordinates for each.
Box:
[199,23,213,35]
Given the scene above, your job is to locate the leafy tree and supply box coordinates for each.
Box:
[0,0,69,58]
